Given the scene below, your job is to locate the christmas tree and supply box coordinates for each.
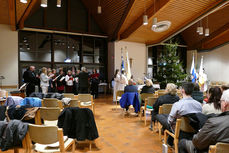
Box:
[155,42,187,89]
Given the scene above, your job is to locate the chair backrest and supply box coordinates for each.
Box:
[216,142,229,153]
[63,93,75,99]
[158,90,166,97]
[141,93,155,101]
[180,116,196,133]
[28,124,59,144]
[42,98,59,107]
[78,94,92,102]
[40,107,61,121]
[159,104,173,114]
[69,99,78,107]
[147,97,157,106]
[116,90,124,99]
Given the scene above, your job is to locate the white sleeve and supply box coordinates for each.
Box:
[65,75,69,81]
[40,73,49,82]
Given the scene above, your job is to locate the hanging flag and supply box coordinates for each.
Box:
[198,56,208,91]
[121,48,125,71]
[190,54,197,83]
[199,56,204,85]
[125,48,131,80]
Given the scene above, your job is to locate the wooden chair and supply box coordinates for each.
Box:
[63,93,75,99]
[139,93,155,119]
[78,94,94,113]
[142,97,157,126]
[115,90,124,110]
[164,116,196,153]
[26,124,75,153]
[164,119,181,153]
[158,104,173,140]
[69,99,79,107]
[158,90,166,97]
[35,107,61,126]
[42,98,63,109]
[209,142,229,153]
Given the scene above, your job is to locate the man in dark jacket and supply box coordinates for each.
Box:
[23,66,37,97]
[124,79,138,93]
[78,67,89,93]
[179,89,229,153]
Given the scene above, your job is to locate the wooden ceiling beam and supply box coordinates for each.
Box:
[112,0,136,40]
[120,0,170,40]
[8,0,16,31]
[18,0,38,29]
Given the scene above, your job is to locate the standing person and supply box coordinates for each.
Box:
[40,67,53,94]
[73,70,80,95]
[50,69,57,92]
[65,70,74,93]
[113,69,120,102]
[90,69,100,98]
[119,70,128,90]
[78,67,89,93]
[56,68,65,94]
[23,66,37,97]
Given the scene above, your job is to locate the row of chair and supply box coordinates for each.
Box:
[17,93,94,152]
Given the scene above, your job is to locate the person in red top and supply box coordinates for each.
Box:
[65,70,74,93]
[90,69,100,98]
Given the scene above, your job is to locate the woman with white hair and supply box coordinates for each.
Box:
[152,83,180,122]
[140,79,155,94]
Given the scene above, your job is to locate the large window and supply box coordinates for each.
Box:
[18,30,107,85]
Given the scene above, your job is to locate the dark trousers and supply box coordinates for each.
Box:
[155,114,170,130]
[79,87,88,93]
[65,85,73,93]
[26,83,35,97]
[91,83,98,98]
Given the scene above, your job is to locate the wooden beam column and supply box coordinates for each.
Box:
[18,0,38,29]
[8,0,16,31]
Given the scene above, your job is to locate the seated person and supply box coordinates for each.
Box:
[152,83,179,122]
[140,79,155,94]
[124,79,138,93]
[179,89,229,153]
[191,83,204,103]
[202,87,222,115]
[156,82,202,132]
[220,84,229,92]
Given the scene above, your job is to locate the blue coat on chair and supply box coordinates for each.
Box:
[119,92,140,113]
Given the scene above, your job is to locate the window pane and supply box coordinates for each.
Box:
[20,52,51,62]
[83,56,93,63]
[83,37,94,55]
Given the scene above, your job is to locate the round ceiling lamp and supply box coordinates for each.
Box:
[152,21,171,32]
[41,0,48,7]
[98,0,102,14]
[152,17,157,28]
[205,28,209,36]
[199,27,203,35]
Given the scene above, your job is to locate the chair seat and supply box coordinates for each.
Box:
[34,137,74,152]
[80,101,92,106]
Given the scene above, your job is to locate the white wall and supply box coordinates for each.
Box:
[0,24,18,86]
[114,40,147,80]
[187,43,229,83]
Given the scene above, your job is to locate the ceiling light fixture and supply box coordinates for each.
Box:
[57,0,61,7]
[41,0,48,7]
[205,16,209,36]
[199,20,203,35]
[98,0,102,14]
[20,0,27,3]
[152,0,157,29]
[143,0,148,25]
[196,22,200,33]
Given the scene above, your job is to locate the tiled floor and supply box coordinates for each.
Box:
[1,95,173,153]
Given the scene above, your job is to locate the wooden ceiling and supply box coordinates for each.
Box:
[182,4,229,50]
[0,0,229,50]
[118,0,226,44]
